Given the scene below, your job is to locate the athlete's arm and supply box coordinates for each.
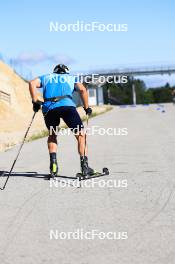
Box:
[75,82,89,109]
[29,78,41,102]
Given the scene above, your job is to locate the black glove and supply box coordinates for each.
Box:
[84,107,92,116]
[32,101,41,112]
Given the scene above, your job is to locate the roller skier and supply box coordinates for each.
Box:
[29,64,94,178]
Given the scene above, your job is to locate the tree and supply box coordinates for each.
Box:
[103,77,146,105]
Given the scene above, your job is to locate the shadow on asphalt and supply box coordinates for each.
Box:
[0,171,77,180]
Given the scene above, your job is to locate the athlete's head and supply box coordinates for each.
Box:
[53,64,69,74]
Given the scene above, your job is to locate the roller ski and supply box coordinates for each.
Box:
[76,156,109,181]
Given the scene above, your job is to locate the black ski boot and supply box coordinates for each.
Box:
[80,156,94,178]
[49,153,58,179]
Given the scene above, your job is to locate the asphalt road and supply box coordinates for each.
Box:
[0,104,175,264]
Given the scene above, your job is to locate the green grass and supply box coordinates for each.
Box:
[27,129,49,142]
[82,105,112,122]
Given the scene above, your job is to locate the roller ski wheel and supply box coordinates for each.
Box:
[48,172,57,180]
[103,167,109,175]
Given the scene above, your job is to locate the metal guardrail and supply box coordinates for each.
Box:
[0,90,11,104]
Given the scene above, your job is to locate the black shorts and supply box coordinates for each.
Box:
[44,106,84,134]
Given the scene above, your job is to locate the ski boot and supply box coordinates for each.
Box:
[80,156,94,179]
[49,158,58,179]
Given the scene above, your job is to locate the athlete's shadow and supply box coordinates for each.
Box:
[0,171,77,180]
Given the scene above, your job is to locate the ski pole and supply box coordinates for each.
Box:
[78,114,89,187]
[0,112,36,191]
[84,114,89,158]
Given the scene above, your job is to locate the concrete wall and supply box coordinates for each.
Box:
[88,87,97,106]
[97,86,104,105]
[88,86,104,106]
[73,86,104,106]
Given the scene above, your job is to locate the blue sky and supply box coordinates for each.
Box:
[0,0,175,86]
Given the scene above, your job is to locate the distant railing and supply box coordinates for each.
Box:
[88,65,175,77]
[0,90,11,104]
